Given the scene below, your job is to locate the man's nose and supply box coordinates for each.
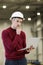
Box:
[18,22,21,26]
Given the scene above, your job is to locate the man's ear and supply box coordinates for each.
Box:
[11,19,13,24]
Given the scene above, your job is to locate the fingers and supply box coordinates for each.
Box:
[16,27,21,35]
[30,45,35,50]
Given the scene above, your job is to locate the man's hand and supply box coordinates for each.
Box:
[16,27,21,35]
[26,45,35,52]
[26,48,31,52]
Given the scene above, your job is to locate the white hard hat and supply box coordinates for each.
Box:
[10,11,24,20]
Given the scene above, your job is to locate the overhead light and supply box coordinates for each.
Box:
[28,17,31,21]
[26,5,30,9]
[37,12,40,15]
[2,5,7,9]
[37,0,40,2]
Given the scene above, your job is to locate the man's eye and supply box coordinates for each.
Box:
[17,20,19,22]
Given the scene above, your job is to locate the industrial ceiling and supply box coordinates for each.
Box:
[0,0,43,21]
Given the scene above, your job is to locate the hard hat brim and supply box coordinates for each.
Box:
[10,17,25,21]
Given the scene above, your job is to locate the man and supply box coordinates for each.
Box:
[2,11,34,65]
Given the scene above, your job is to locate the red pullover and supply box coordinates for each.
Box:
[2,27,29,60]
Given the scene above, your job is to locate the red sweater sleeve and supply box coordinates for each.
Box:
[2,30,22,52]
[23,32,30,54]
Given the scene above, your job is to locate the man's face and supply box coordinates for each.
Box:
[11,18,23,28]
